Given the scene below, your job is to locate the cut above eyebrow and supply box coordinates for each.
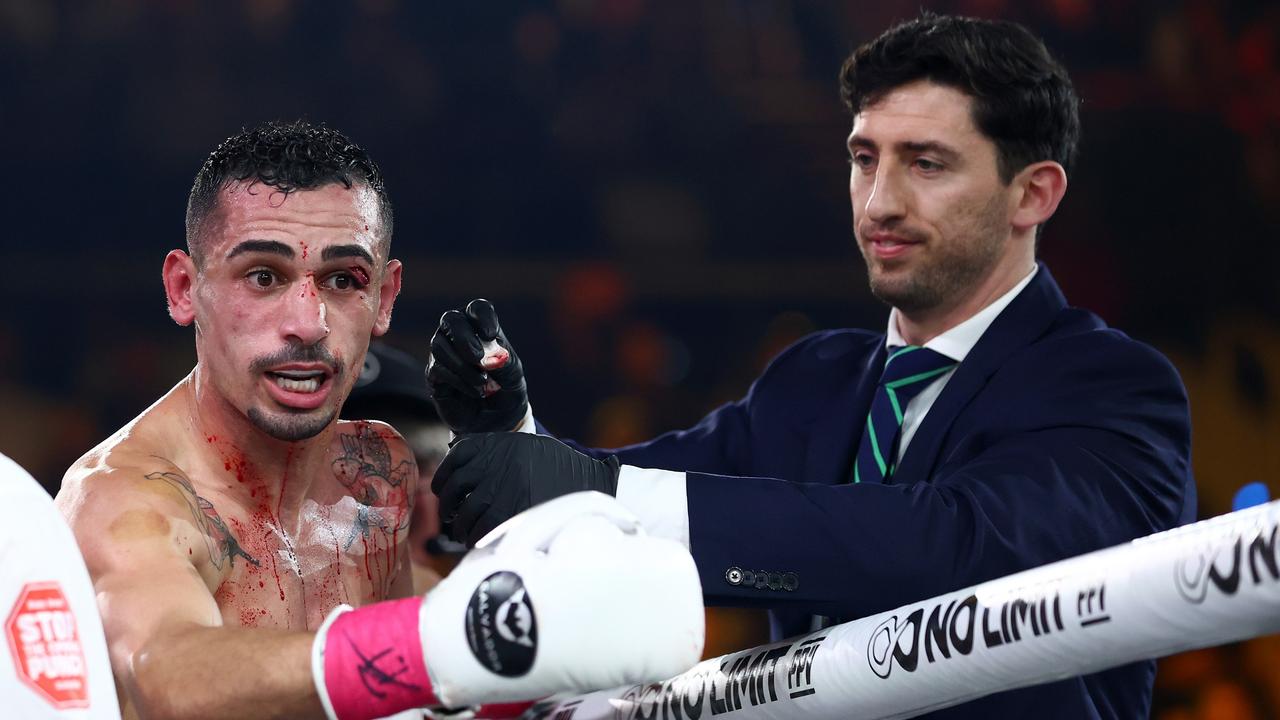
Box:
[321,244,375,264]
[226,239,295,260]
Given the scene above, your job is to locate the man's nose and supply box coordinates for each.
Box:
[279,275,329,346]
[862,165,908,224]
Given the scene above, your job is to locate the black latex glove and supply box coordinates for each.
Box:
[433,433,621,547]
[426,299,529,434]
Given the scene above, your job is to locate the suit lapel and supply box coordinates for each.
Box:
[806,341,887,486]
[890,265,1069,484]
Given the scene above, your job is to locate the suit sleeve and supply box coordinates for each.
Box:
[683,335,1194,618]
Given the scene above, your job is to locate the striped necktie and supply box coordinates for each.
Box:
[853,345,957,484]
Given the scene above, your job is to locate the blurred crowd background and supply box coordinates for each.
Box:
[1,0,1278,716]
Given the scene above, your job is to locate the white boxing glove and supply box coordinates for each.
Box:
[420,491,705,706]
[312,492,704,720]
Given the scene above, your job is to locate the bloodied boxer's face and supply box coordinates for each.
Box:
[165,181,402,441]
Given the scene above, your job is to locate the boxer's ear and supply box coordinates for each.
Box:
[372,259,402,337]
[163,250,197,326]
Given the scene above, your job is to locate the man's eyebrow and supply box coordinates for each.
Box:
[226,240,294,261]
[846,136,962,161]
[847,134,876,152]
[321,244,375,265]
[899,140,962,160]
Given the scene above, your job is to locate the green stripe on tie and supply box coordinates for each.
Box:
[887,387,904,423]
[867,414,888,475]
[887,345,921,364]
[853,345,956,486]
[884,364,954,390]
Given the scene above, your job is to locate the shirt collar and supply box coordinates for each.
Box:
[885,264,1039,362]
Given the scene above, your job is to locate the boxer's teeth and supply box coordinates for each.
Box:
[270,373,322,393]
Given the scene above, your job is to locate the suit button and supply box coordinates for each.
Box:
[754,571,768,590]
[782,572,799,592]
[725,567,744,586]
[767,572,783,591]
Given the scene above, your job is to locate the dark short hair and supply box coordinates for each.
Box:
[840,13,1080,183]
[185,120,393,266]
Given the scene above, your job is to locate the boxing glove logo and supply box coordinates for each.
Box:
[496,588,535,648]
[465,572,538,677]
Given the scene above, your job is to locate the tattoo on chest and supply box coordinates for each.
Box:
[331,424,414,510]
[331,424,413,598]
[147,471,261,570]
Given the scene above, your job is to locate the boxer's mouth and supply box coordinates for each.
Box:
[266,368,331,394]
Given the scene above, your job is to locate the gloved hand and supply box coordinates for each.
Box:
[433,433,620,547]
[422,492,704,706]
[427,299,528,434]
[313,492,705,719]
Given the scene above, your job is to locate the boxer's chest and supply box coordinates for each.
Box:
[212,495,410,631]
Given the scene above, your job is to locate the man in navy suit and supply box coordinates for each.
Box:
[426,13,1195,718]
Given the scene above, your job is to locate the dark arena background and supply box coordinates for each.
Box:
[1,1,1278,717]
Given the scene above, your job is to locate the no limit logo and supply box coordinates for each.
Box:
[611,635,827,720]
[1175,522,1280,604]
[867,592,1064,679]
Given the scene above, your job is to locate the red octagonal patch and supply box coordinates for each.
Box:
[6,581,90,709]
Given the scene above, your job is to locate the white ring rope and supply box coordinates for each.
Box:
[519,499,1280,720]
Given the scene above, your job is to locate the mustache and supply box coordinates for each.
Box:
[858,226,926,243]
[249,342,342,375]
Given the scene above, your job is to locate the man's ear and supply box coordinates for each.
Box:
[163,250,198,326]
[1011,160,1068,233]
[372,258,403,337]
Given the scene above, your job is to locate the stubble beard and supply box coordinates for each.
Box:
[247,405,338,442]
[863,195,1009,315]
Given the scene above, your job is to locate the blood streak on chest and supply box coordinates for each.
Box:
[293,500,350,619]
[278,446,293,523]
[217,449,296,626]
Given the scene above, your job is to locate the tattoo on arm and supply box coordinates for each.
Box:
[146,471,260,570]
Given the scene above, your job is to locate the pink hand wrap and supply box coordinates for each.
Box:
[322,597,439,720]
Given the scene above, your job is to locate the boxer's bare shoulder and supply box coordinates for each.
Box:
[57,385,243,607]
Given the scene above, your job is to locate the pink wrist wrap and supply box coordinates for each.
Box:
[322,597,439,720]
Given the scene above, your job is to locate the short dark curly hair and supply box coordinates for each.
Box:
[185,120,393,266]
[840,13,1080,183]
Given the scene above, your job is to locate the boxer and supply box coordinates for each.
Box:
[56,120,702,720]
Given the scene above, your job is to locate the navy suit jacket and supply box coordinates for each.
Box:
[577,266,1195,718]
